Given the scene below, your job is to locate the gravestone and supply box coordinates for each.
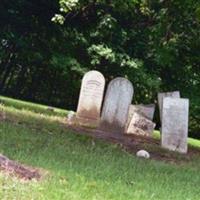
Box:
[139,104,155,120]
[127,104,155,126]
[76,70,105,126]
[158,91,180,123]
[100,78,134,134]
[126,113,155,136]
[161,97,189,153]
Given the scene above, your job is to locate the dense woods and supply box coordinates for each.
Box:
[0,0,200,137]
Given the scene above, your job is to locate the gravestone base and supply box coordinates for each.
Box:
[100,121,125,134]
[126,126,150,137]
[76,116,100,128]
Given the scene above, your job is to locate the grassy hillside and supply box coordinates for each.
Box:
[0,96,200,200]
[0,95,68,117]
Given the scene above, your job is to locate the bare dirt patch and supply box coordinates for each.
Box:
[67,125,200,164]
[0,154,42,181]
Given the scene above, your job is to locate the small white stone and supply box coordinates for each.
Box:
[67,111,75,119]
[136,150,150,159]
[67,111,76,124]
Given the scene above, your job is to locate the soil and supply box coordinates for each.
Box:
[1,121,199,181]
[0,154,41,181]
[67,124,200,164]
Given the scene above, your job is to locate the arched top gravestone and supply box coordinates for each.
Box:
[100,78,134,134]
[76,70,105,126]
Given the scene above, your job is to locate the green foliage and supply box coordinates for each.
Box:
[52,14,65,24]
[88,44,116,65]
[59,0,79,12]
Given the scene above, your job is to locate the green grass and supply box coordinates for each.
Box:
[0,96,200,200]
[0,95,68,117]
[153,130,200,148]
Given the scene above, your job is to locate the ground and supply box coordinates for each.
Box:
[0,96,200,200]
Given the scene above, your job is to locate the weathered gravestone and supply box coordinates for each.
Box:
[138,104,155,120]
[76,70,105,126]
[126,113,156,136]
[100,78,134,134]
[158,91,180,123]
[127,104,155,126]
[161,97,189,153]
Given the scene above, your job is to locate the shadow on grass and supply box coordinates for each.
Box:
[1,105,200,199]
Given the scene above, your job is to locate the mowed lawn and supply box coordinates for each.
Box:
[0,96,200,200]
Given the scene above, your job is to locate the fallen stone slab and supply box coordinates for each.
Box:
[126,113,156,136]
[127,104,155,122]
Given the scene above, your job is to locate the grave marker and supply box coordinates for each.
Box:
[161,97,189,153]
[100,78,134,134]
[76,70,105,126]
[158,91,180,123]
[126,113,155,136]
[127,104,155,126]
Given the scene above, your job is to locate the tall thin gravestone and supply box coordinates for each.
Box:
[76,70,105,126]
[100,78,134,134]
[158,91,180,123]
[161,97,189,153]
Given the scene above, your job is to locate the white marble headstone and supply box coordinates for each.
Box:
[161,97,189,153]
[100,78,134,134]
[158,91,180,123]
[76,70,105,126]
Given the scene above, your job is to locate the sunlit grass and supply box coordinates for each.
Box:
[153,129,200,148]
[0,96,200,200]
[0,95,68,117]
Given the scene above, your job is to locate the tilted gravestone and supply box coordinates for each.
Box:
[126,113,156,136]
[100,78,134,134]
[161,97,189,153]
[138,104,155,120]
[127,104,155,126]
[158,91,180,123]
[76,70,105,126]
